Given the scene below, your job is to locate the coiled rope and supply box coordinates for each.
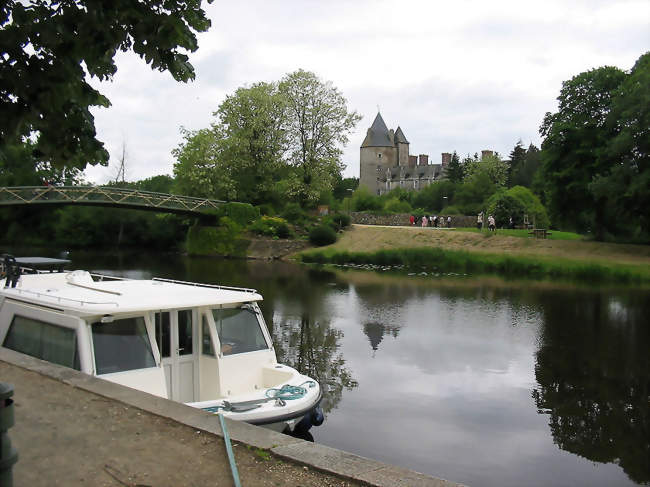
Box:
[265,380,316,401]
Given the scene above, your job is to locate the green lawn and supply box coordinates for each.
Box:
[451,227,584,240]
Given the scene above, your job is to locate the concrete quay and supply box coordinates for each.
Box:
[0,348,464,487]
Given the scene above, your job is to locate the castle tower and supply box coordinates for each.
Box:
[360,112,397,195]
[394,126,410,166]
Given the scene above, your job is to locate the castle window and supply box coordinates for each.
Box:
[377,153,382,159]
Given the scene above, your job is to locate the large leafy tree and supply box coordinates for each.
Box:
[0,0,212,170]
[279,70,361,206]
[538,64,627,237]
[215,82,288,204]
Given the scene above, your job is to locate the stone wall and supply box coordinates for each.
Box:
[350,212,476,228]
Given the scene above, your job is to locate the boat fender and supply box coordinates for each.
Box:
[310,406,324,426]
[294,405,324,433]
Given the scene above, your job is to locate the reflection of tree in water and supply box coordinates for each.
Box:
[273,313,358,414]
[532,291,650,484]
[363,321,401,353]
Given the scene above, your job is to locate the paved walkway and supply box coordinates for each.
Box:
[0,349,462,487]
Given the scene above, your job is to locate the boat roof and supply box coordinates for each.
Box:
[1,271,262,317]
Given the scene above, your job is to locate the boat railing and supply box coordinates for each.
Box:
[4,287,119,308]
[151,277,258,294]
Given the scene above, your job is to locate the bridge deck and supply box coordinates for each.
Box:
[0,186,225,216]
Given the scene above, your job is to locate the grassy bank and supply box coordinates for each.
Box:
[298,225,650,284]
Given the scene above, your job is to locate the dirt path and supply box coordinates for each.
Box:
[324,225,650,267]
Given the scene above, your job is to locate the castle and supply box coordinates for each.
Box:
[359,112,450,195]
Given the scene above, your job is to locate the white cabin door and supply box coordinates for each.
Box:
[155,310,198,402]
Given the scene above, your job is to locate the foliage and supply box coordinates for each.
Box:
[351,186,382,211]
[445,151,465,183]
[332,177,359,200]
[131,175,174,193]
[281,202,308,225]
[172,127,233,199]
[0,0,212,170]
[309,225,337,246]
[411,180,457,212]
[322,213,351,232]
[383,197,412,213]
[507,140,526,188]
[464,153,508,187]
[301,247,650,284]
[249,216,292,239]
[510,143,542,189]
[186,217,249,257]
[454,171,497,215]
[0,140,82,186]
[279,70,361,206]
[215,202,259,227]
[486,186,550,228]
[537,55,650,241]
[213,82,288,204]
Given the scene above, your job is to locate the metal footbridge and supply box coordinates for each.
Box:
[0,186,225,216]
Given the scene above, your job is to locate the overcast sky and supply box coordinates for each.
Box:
[84,0,649,184]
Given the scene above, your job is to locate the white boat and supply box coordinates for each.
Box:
[0,257,323,433]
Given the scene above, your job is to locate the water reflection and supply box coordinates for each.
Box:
[532,290,650,484]
[273,314,358,414]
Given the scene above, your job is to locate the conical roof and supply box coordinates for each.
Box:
[361,112,394,148]
[394,126,409,144]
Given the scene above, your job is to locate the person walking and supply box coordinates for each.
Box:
[488,215,496,232]
[447,215,452,227]
[422,215,428,227]
[409,214,415,226]
[477,212,483,230]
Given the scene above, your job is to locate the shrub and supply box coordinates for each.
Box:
[216,202,259,226]
[186,217,249,257]
[256,203,276,216]
[383,197,412,213]
[249,216,293,238]
[281,202,307,225]
[322,213,351,231]
[309,225,337,246]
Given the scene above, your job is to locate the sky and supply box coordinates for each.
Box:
[84,0,650,184]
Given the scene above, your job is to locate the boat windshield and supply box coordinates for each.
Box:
[212,306,268,355]
[91,316,156,374]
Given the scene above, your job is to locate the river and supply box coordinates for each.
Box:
[57,251,650,486]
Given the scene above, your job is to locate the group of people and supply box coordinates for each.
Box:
[409,214,452,228]
[477,212,496,231]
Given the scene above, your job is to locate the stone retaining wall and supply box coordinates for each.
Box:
[351,212,476,228]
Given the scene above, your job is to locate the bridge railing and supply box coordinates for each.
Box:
[0,186,225,214]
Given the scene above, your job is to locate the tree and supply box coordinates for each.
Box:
[279,70,361,206]
[507,140,526,187]
[0,0,212,170]
[214,82,287,204]
[539,53,650,240]
[445,151,465,183]
[464,153,508,187]
[172,127,234,200]
[0,140,82,186]
[539,65,627,237]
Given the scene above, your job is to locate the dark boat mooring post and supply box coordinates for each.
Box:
[0,383,18,487]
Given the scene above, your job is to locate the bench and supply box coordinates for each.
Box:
[528,228,552,239]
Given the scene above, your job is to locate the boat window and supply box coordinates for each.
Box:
[212,306,268,355]
[3,315,80,371]
[178,310,193,356]
[201,315,215,357]
[155,312,170,358]
[92,317,155,374]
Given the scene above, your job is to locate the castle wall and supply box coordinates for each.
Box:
[360,146,397,195]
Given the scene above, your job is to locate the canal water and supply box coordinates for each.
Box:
[66,252,650,487]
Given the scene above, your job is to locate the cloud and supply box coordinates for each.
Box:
[84,0,650,183]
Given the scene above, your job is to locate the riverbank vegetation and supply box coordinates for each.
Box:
[298,225,650,284]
